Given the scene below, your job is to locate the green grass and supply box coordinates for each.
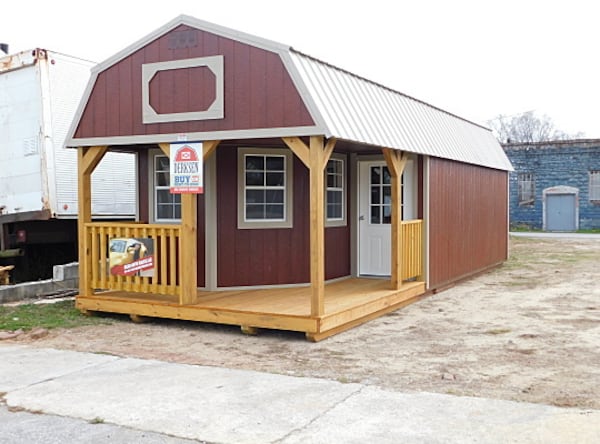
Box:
[0,300,114,331]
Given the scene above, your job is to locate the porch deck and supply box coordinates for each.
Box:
[76,278,426,341]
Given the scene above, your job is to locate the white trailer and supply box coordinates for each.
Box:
[0,48,136,280]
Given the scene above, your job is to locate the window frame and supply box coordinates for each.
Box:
[517,172,535,206]
[237,147,294,229]
[590,170,600,202]
[325,154,347,227]
[150,150,181,223]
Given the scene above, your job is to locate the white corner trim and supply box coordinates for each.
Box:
[142,55,224,123]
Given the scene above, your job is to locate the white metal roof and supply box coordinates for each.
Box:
[287,50,512,171]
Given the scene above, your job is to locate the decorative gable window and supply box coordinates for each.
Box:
[590,170,600,202]
[517,173,535,205]
[238,148,293,229]
[153,154,181,222]
[325,156,346,226]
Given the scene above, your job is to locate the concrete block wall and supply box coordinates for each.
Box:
[0,262,79,304]
[504,141,600,230]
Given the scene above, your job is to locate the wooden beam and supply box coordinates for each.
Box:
[81,146,108,176]
[158,143,170,157]
[77,146,107,298]
[282,136,310,168]
[382,148,408,289]
[202,140,220,160]
[309,136,327,316]
[323,137,337,167]
[180,193,197,305]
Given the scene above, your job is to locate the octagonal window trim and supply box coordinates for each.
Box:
[141,55,224,123]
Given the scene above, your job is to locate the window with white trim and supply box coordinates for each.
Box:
[153,154,181,221]
[517,173,535,205]
[326,157,346,225]
[238,148,293,229]
[590,170,600,201]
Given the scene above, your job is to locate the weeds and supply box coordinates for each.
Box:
[0,300,113,331]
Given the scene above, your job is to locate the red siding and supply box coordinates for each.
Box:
[428,158,508,289]
[216,147,350,287]
[74,25,314,139]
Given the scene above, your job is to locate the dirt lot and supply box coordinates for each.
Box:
[7,236,600,409]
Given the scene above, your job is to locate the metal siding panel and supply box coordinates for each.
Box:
[428,158,508,288]
[46,53,136,218]
[0,61,45,215]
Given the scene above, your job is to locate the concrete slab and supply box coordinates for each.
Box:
[4,352,361,444]
[0,405,199,444]
[1,345,599,444]
[0,345,118,392]
[281,386,600,444]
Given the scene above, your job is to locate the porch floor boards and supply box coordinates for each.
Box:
[76,278,426,341]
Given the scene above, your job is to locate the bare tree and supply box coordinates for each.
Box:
[487,111,584,143]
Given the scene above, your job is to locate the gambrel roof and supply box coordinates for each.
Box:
[68,15,511,171]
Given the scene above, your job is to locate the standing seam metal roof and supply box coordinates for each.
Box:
[288,50,512,171]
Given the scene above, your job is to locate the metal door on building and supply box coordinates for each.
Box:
[545,193,576,231]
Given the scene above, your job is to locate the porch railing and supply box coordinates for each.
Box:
[83,219,422,297]
[85,222,180,296]
[401,219,423,280]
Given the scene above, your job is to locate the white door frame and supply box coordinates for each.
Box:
[357,158,415,276]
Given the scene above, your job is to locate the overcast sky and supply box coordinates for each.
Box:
[4,0,599,138]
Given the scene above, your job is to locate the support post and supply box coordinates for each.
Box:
[382,148,408,290]
[282,136,336,316]
[159,141,220,305]
[309,136,326,316]
[77,146,108,297]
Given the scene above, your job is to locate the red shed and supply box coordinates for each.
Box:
[68,15,512,340]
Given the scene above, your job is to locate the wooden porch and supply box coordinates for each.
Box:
[76,218,425,341]
[77,140,424,341]
[76,278,425,341]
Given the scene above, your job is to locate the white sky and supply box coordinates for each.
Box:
[4,0,599,137]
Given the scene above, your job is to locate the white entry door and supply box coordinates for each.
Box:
[358,160,414,276]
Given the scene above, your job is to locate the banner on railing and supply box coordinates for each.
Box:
[170,142,203,194]
[109,237,155,277]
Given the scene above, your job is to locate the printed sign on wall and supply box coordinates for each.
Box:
[109,238,155,277]
[170,142,203,194]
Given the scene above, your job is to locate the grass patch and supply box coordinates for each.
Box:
[89,417,105,424]
[0,300,114,331]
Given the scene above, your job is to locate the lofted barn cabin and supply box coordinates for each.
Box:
[67,15,512,341]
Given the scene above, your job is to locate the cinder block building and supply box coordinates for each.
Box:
[504,139,600,231]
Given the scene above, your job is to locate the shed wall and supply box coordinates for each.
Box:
[216,146,350,287]
[428,158,508,289]
[74,25,313,140]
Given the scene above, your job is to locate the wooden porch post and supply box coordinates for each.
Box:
[382,148,408,290]
[77,146,108,297]
[159,141,220,305]
[283,136,335,317]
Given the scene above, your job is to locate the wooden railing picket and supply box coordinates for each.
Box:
[85,222,181,297]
